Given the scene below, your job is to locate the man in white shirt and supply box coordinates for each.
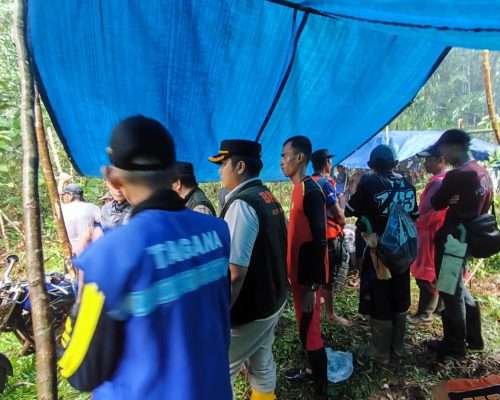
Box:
[209,140,288,400]
[61,183,101,255]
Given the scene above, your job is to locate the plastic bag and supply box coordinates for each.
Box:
[379,204,417,275]
[326,348,353,383]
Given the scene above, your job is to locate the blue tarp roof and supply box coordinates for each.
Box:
[27,1,500,181]
[341,130,500,169]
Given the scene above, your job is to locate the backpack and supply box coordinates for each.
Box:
[463,202,500,258]
[377,179,418,275]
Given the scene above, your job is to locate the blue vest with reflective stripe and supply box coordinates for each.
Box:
[77,209,232,400]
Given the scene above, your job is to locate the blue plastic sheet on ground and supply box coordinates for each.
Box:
[326,348,353,384]
[341,131,499,169]
[26,1,500,181]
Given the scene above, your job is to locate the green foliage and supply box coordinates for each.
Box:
[391,48,500,138]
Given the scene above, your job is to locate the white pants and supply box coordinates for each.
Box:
[230,302,285,393]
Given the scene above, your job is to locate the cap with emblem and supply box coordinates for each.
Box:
[311,149,334,163]
[107,115,176,171]
[208,139,262,164]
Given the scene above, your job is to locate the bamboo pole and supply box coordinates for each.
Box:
[13,0,58,399]
[481,50,500,144]
[34,91,74,277]
[46,127,63,179]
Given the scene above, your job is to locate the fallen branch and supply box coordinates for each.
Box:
[0,209,23,235]
[0,212,9,253]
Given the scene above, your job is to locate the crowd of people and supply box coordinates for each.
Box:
[56,116,495,400]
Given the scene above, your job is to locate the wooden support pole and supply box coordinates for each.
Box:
[34,91,74,277]
[13,0,58,399]
[46,127,63,179]
[481,50,500,144]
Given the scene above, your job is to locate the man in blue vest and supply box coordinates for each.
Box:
[58,116,232,400]
[209,140,288,400]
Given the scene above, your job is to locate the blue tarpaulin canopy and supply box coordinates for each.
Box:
[27,1,500,181]
[341,130,500,169]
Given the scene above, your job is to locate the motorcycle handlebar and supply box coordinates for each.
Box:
[3,255,19,283]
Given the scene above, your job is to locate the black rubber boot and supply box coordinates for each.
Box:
[437,314,466,360]
[307,348,328,398]
[367,319,392,364]
[466,303,484,351]
[392,312,407,358]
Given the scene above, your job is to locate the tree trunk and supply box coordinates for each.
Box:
[13,1,58,399]
[481,50,500,144]
[34,91,74,277]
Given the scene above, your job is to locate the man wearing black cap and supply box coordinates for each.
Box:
[345,144,418,364]
[281,136,329,398]
[409,146,447,324]
[428,129,493,359]
[59,116,233,400]
[171,161,216,215]
[209,139,287,400]
[61,183,101,254]
[311,149,350,326]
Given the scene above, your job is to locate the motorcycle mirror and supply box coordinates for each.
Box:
[6,255,18,265]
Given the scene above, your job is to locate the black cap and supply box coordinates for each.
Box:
[174,161,195,178]
[434,129,471,148]
[62,183,83,195]
[208,139,261,164]
[107,115,176,171]
[368,144,397,170]
[417,145,441,158]
[311,149,334,163]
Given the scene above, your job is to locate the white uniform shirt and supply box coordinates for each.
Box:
[223,178,260,268]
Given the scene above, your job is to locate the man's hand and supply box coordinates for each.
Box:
[301,288,316,313]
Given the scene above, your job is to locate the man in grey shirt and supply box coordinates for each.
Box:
[100,180,132,229]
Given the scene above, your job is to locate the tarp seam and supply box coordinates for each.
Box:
[267,0,500,33]
[255,11,309,142]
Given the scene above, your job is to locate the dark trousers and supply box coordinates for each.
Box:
[359,251,411,320]
[415,279,439,317]
[435,228,483,353]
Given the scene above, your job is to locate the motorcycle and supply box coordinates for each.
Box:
[0,255,76,393]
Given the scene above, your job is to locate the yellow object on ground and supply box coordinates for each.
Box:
[250,390,277,400]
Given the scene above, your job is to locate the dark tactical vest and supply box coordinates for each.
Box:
[221,180,288,326]
[185,187,216,216]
